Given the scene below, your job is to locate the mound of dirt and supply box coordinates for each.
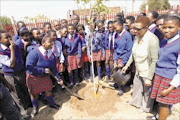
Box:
[70,84,120,117]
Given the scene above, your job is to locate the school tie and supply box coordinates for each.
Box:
[71,35,73,40]
[110,33,113,50]
[45,50,48,58]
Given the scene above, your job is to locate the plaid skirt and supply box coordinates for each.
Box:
[67,54,82,71]
[56,58,65,73]
[81,52,89,62]
[92,50,102,62]
[105,49,114,63]
[151,74,180,104]
[26,73,53,95]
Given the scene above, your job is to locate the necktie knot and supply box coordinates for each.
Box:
[45,50,48,58]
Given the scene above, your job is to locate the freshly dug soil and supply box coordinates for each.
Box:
[70,84,120,116]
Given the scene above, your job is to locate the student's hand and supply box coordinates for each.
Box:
[114,62,118,68]
[161,89,170,96]
[82,47,86,53]
[9,41,16,50]
[58,80,63,85]
[145,79,152,86]
[118,64,123,68]
[77,58,81,65]
[60,63,64,71]
[121,66,128,73]
[45,68,51,74]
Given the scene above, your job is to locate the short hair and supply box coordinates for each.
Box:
[149,11,159,19]
[30,28,38,33]
[73,14,80,19]
[41,35,51,44]
[135,16,150,27]
[108,21,114,26]
[139,12,146,16]
[164,15,180,26]
[43,22,51,28]
[17,21,25,26]
[67,24,75,29]
[115,12,125,23]
[61,19,68,23]
[114,18,124,25]
[47,29,56,35]
[76,24,85,31]
[156,14,168,22]
[96,20,104,26]
[18,27,28,36]
[0,30,6,40]
[126,16,135,23]
[20,29,30,36]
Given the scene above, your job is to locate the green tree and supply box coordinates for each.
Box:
[161,0,171,10]
[76,0,109,16]
[0,16,12,30]
[140,0,171,12]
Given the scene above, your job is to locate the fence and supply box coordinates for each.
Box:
[2,5,180,36]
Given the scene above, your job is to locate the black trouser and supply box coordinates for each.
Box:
[0,83,19,120]
[4,71,31,115]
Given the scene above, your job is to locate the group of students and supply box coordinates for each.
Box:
[0,10,179,120]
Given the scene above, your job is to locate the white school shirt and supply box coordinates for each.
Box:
[38,46,52,58]
[52,40,64,63]
[0,44,11,67]
[167,34,180,88]
[108,32,116,49]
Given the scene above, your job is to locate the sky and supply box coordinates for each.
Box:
[0,0,179,21]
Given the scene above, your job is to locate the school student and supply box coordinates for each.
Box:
[48,30,65,75]
[27,28,41,53]
[13,21,26,42]
[15,28,31,60]
[43,22,52,33]
[72,14,80,28]
[88,21,105,82]
[26,35,63,116]
[104,21,116,81]
[39,27,45,34]
[125,16,135,32]
[113,18,133,96]
[0,30,31,120]
[64,24,82,88]
[76,24,89,79]
[61,19,68,27]
[52,21,61,38]
[151,15,180,120]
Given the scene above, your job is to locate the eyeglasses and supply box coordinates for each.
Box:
[133,27,146,31]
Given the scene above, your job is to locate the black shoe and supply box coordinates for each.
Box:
[75,83,80,87]
[41,98,48,105]
[117,90,124,96]
[50,104,60,110]
[109,83,118,89]
[32,106,38,116]
[68,84,73,90]
[21,114,31,120]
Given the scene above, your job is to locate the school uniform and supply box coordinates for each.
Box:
[149,23,163,43]
[113,29,133,67]
[89,31,105,62]
[88,30,105,80]
[64,33,82,71]
[26,46,62,94]
[15,38,25,57]
[151,34,180,105]
[52,40,65,73]
[27,40,41,54]
[78,33,89,63]
[104,31,116,63]
[0,44,30,116]
[64,33,82,85]
[13,34,20,42]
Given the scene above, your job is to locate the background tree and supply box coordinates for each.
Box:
[23,14,49,22]
[161,0,171,10]
[140,0,171,12]
[0,16,12,30]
